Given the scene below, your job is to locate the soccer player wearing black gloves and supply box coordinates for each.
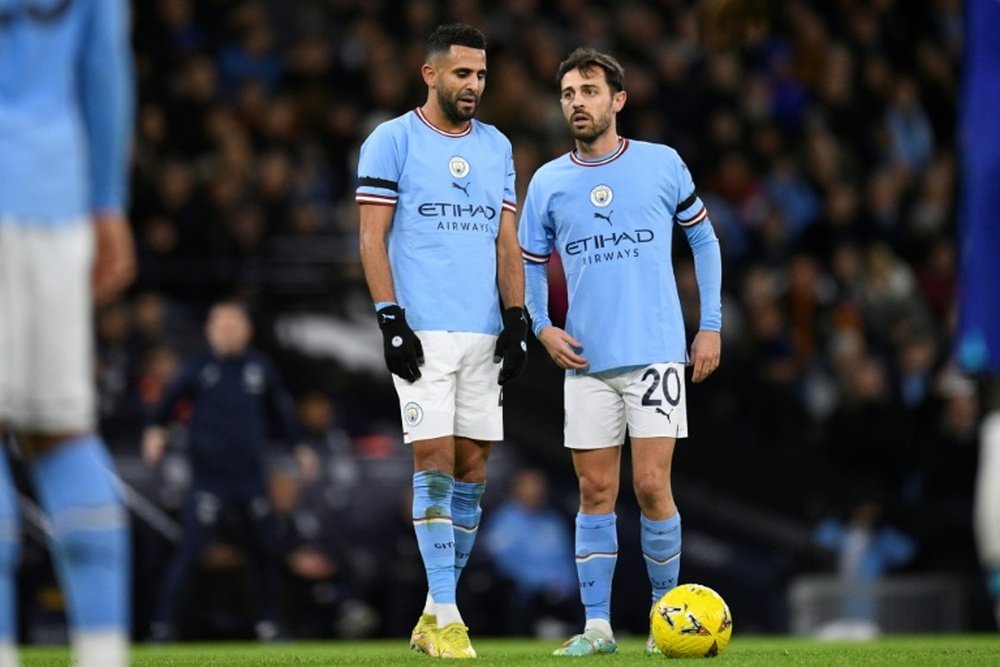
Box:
[357,23,525,658]
[376,304,425,382]
[494,306,531,385]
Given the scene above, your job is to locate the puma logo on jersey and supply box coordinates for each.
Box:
[593,210,614,226]
[452,181,471,197]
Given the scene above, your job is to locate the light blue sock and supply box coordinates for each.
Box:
[576,512,617,623]
[29,436,130,633]
[641,512,681,607]
[0,452,20,645]
[451,481,484,585]
[412,470,456,605]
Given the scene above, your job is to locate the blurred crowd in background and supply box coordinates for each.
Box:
[8,0,988,642]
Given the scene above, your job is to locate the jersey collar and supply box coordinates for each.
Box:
[569,137,629,167]
[414,107,473,137]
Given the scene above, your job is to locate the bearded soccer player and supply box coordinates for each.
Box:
[0,2,135,666]
[518,47,722,656]
[356,23,528,659]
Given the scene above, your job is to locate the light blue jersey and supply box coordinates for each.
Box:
[0,0,133,221]
[519,138,722,374]
[356,107,516,334]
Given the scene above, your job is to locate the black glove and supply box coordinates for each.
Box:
[494,306,530,385]
[376,305,424,382]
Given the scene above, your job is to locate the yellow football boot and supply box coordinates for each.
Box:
[437,622,477,659]
[409,613,438,657]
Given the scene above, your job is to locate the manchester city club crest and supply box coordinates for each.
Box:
[590,184,614,207]
[449,156,471,178]
[403,401,424,426]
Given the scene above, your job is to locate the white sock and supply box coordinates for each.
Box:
[584,618,614,639]
[0,642,20,667]
[74,630,128,667]
[423,592,435,616]
[435,603,463,627]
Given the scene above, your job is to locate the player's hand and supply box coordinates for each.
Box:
[92,211,136,305]
[141,427,168,466]
[538,326,588,370]
[493,306,530,385]
[376,305,424,382]
[690,330,721,383]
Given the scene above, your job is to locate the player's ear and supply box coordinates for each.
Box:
[421,61,437,88]
[613,90,627,113]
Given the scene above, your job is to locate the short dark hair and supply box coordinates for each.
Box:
[556,47,625,93]
[427,23,487,57]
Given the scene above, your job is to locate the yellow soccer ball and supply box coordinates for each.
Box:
[650,583,733,658]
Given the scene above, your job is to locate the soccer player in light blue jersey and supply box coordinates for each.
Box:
[518,48,722,657]
[0,1,135,666]
[356,23,528,659]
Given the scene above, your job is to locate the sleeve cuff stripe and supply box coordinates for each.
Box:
[521,248,550,263]
[676,206,708,227]
[356,194,398,206]
[502,201,517,213]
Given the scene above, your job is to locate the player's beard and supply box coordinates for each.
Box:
[439,87,478,123]
[570,110,613,144]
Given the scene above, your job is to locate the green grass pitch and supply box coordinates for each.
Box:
[17,635,1000,666]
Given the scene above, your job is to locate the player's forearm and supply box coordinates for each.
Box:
[81,0,134,213]
[496,212,525,309]
[684,221,723,332]
[524,261,552,337]
[359,211,397,305]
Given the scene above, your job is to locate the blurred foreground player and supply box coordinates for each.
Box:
[0,1,136,666]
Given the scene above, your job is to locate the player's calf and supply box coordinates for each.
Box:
[30,436,130,667]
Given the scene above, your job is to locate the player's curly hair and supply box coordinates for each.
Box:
[557,47,626,93]
[427,23,487,56]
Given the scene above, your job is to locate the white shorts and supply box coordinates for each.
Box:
[393,331,503,444]
[0,218,96,433]
[564,362,688,449]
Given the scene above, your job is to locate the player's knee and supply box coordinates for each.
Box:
[414,451,455,476]
[453,458,487,483]
[578,474,617,509]
[633,474,672,514]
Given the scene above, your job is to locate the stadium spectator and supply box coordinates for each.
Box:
[0,2,135,666]
[270,468,358,639]
[481,468,578,637]
[142,301,318,641]
[813,501,917,638]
